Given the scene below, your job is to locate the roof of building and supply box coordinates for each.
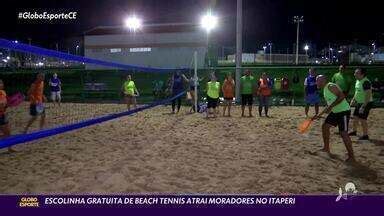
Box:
[84,23,201,36]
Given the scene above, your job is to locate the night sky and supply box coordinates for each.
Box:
[1,0,383,53]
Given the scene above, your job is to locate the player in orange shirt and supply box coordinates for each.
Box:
[222,73,235,117]
[24,73,47,134]
[0,79,15,152]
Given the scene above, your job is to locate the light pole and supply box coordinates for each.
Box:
[293,16,304,65]
[263,46,267,63]
[76,45,79,55]
[201,10,218,68]
[268,43,272,64]
[235,0,242,103]
[304,44,309,64]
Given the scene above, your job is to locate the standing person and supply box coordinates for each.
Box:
[187,75,200,113]
[257,72,272,117]
[222,72,235,117]
[170,71,188,114]
[206,73,220,118]
[313,75,355,162]
[348,68,373,141]
[331,64,353,97]
[240,69,256,117]
[49,73,62,107]
[0,80,15,152]
[304,68,320,117]
[24,73,47,134]
[122,75,139,111]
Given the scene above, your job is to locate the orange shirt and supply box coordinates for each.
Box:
[0,90,7,115]
[29,81,44,105]
[222,78,235,98]
[259,78,271,96]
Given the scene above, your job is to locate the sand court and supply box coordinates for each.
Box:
[0,103,383,194]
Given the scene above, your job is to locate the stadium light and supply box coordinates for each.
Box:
[201,11,218,33]
[293,15,304,65]
[124,16,142,32]
[304,44,309,56]
[14,40,18,43]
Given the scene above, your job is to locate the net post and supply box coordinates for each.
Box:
[194,51,198,112]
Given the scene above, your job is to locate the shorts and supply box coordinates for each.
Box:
[207,96,218,109]
[51,91,61,101]
[305,93,320,105]
[190,86,196,91]
[259,95,269,106]
[30,104,45,116]
[353,102,373,120]
[224,97,234,101]
[325,110,351,132]
[241,94,253,106]
[0,114,8,126]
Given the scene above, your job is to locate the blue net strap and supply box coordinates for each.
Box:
[0,38,188,72]
[0,91,185,149]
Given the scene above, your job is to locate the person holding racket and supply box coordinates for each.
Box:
[0,80,15,152]
[312,75,355,162]
[24,73,47,134]
[122,75,139,111]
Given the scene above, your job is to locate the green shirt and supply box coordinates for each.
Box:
[354,77,373,104]
[331,72,352,94]
[207,81,220,99]
[123,80,136,95]
[240,75,255,94]
[323,82,350,113]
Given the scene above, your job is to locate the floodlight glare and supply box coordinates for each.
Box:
[201,12,218,32]
[125,16,142,31]
[304,45,309,51]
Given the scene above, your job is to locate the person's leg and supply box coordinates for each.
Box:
[241,95,246,117]
[222,100,227,116]
[39,113,46,130]
[248,95,253,117]
[57,91,61,107]
[258,96,263,116]
[228,100,232,117]
[321,123,331,153]
[340,131,355,161]
[132,96,137,109]
[314,103,319,115]
[264,96,269,117]
[361,119,368,137]
[24,116,37,134]
[125,96,131,110]
[171,99,176,113]
[305,104,310,117]
[177,98,181,113]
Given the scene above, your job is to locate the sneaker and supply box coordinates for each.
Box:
[358,135,369,141]
[348,131,357,136]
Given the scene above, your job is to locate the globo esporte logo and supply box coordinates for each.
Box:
[19,197,39,207]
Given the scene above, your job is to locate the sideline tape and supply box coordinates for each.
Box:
[0,38,188,72]
[0,92,185,149]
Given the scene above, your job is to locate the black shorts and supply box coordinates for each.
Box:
[190,86,196,91]
[207,96,218,108]
[325,110,351,132]
[30,104,45,116]
[353,102,373,120]
[241,94,253,106]
[224,97,233,101]
[0,114,8,126]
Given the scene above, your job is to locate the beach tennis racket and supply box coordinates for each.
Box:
[298,118,314,134]
[6,92,24,107]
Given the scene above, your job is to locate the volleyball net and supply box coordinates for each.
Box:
[0,38,194,148]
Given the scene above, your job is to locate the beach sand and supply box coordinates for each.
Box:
[0,103,383,194]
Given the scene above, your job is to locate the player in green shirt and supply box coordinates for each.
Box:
[121,75,139,111]
[240,69,256,117]
[349,68,373,141]
[331,65,353,97]
[313,75,355,162]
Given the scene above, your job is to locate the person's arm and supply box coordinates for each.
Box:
[134,83,140,96]
[303,78,308,97]
[182,74,189,83]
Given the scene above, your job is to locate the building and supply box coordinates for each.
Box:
[83,23,208,70]
[226,53,309,64]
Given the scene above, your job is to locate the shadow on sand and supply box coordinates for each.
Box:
[344,161,378,181]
